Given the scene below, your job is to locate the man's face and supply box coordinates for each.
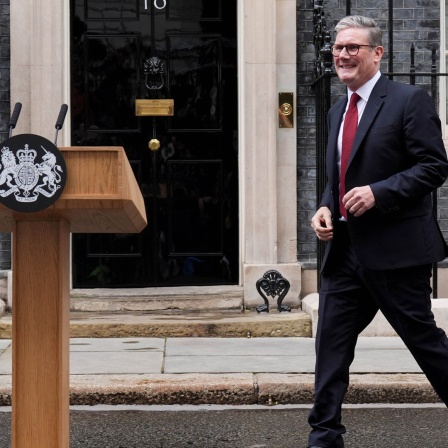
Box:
[333,27,384,91]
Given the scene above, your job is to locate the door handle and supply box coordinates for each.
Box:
[149,139,161,151]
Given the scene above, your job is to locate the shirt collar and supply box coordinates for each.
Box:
[348,70,381,103]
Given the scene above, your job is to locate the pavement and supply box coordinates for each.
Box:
[0,336,442,406]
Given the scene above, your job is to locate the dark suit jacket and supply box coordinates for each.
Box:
[320,74,448,272]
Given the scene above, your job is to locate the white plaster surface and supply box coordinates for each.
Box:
[276,0,296,64]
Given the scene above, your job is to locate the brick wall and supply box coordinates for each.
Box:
[0,0,11,270]
[297,0,445,268]
[0,0,9,142]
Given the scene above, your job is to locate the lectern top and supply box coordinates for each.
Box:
[0,146,147,233]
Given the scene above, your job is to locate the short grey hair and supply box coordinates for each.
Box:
[335,15,382,47]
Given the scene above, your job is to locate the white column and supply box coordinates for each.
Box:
[239,0,301,309]
[276,0,298,265]
[240,0,278,264]
[11,0,70,145]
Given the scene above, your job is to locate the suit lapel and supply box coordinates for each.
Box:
[348,75,388,165]
[327,100,345,183]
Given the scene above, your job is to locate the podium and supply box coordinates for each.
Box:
[0,147,147,448]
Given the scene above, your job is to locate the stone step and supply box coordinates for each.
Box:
[0,309,312,339]
[49,285,246,313]
[302,293,448,337]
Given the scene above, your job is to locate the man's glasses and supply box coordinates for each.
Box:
[331,44,375,56]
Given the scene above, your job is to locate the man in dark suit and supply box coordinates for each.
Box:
[308,15,448,448]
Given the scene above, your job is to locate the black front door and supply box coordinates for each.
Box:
[70,0,238,287]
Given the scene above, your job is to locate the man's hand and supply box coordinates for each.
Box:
[342,186,375,217]
[311,206,333,241]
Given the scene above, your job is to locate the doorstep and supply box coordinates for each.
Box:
[0,309,312,338]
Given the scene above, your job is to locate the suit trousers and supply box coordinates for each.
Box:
[308,221,448,448]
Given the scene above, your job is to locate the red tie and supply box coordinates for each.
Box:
[339,92,360,219]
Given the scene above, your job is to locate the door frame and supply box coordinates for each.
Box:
[10,0,302,308]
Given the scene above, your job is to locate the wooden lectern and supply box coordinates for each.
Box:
[0,147,147,448]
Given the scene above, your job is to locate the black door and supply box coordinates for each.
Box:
[70,0,238,287]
